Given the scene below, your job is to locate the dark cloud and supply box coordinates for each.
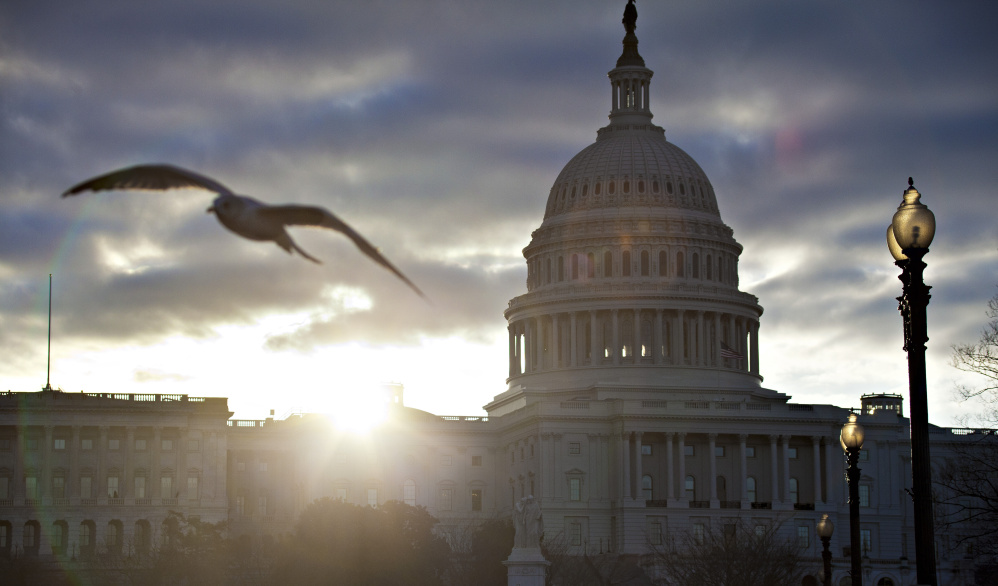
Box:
[2,1,996,420]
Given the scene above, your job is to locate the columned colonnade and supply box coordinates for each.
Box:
[508,308,760,377]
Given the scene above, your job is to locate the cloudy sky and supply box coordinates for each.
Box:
[2,1,996,425]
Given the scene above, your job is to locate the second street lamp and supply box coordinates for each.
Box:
[887,177,938,585]
[817,513,834,586]
[841,412,865,586]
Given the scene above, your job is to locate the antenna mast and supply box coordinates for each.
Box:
[45,273,53,391]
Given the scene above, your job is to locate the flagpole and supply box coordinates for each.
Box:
[45,273,53,391]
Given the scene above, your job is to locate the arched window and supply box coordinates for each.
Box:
[545,258,551,284]
[107,520,123,553]
[658,250,668,276]
[608,181,616,194]
[641,475,653,500]
[587,253,595,278]
[876,579,895,586]
[706,254,713,280]
[685,476,696,500]
[558,256,564,281]
[640,250,649,276]
[676,251,685,277]
[0,521,12,556]
[403,479,416,506]
[667,181,674,194]
[789,478,799,504]
[623,180,630,193]
[692,253,700,279]
[604,251,613,277]
[679,182,686,195]
[716,476,727,501]
[746,476,757,502]
[80,520,96,555]
[652,180,660,193]
[718,256,724,284]
[571,254,579,280]
[622,250,631,276]
[595,182,602,195]
[23,521,39,555]
[51,520,68,556]
[638,180,645,193]
[135,520,151,553]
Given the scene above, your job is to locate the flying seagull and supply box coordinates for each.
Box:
[63,163,426,299]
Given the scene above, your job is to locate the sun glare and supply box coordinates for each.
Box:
[325,383,391,434]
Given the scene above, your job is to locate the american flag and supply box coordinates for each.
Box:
[720,342,744,360]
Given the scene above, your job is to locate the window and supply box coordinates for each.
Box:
[622,251,631,276]
[81,438,93,451]
[0,521,9,551]
[107,475,119,498]
[570,522,582,546]
[604,251,613,277]
[859,484,870,507]
[685,476,696,500]
[52,521,68,555]
[693,522,705,544]
[134,477,146,499]
[684,444,695,456]
[745,446,756,458]
[403,480,416,506]
[161,439,173,451]
[558,256,564,281]
[746,476,757,502]
[640,250,649,276]
[25,475,37,499]
[860,529,872,554]
[715,446,726,457]
[80,521,95,553]
[161,476,173,499]
[876,578,895,586]
[692,252,700,278]
[187,476,199,500]
[570,478,581,501]
[787,447,798,459]
[676,251,685,277]
[471,488,483,511]
[471,455,482,467]
[54,438,65,450]
[0,477,8,499]
[107,520,123,553]
[367,488,378,507]
[135,521,151,553]
[859,449,869,462]
[53,476,65,498]
[789,477,799,504]
[658,250,668,276]
[641,444,652,456]
[440,487,453,511]
[24,521,38,554]
[135,439,147,451]
[641,475,653,500]
[649,520,663,545]
[568,442,581,455]
[798,525,810,548]
[716,476,727,501]
[108,439,119,450]
[335,487,347,501]
[754,524,767,538]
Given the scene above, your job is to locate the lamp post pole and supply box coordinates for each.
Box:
[841,412,865,586]
[817,514,834,586]
[887,178,937,585]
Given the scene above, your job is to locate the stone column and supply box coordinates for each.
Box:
[634,431,644,500]
[728,316,737,368]
[589,311,599,365]
[125,426,135,498]
[508,324,516,377]
[713,313,722,367]
[812,436,823,504]
[654,309,664,365]
[781,435,791,504]
[620,432,630,500]
[708,433,718,506]
[611,310,620,365]
[739,434,749,507]
[677,433,687,503]
[824,440,836,506]
[769,434,779,505]
[697,311,706,366]
[552,314,560,368]
[535,318,544,371]
[665,432,675,500]
[749,320,760,375]
[570,312,578,367]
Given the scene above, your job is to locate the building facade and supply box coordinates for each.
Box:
[1,5,993,586]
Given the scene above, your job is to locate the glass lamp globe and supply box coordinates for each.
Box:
[840,412,865,451]
[890,178,935,252]
[817,513,834,539]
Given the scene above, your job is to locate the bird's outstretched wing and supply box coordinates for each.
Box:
[261,205,426,299]
[62,164,234,197]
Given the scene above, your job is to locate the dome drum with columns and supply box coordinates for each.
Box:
[499,7,764,404]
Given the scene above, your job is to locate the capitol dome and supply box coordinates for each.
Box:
[492,7,767,410]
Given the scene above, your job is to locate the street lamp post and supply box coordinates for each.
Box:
[841,412,865,586]
[887,177,938,586]
[817,513,834,586]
